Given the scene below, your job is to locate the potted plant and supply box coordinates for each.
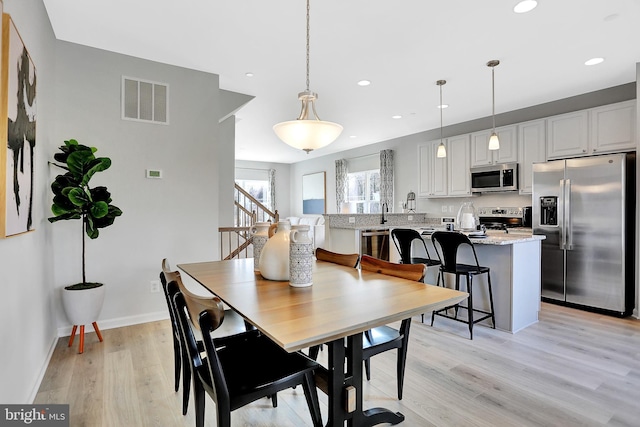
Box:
[48,139,123,330]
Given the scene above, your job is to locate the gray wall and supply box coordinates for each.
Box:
[0,0,233,403]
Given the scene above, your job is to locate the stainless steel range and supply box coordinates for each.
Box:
[476,206,529,231]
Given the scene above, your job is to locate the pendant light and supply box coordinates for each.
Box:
[436,80,447,158]
[487,60,500,151]
[273,0,343,153]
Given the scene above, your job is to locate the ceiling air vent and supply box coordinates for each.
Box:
[122,76,169,124]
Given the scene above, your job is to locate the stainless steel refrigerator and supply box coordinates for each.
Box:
[532,153,635,316]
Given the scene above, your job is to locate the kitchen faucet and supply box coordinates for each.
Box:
[381,202,388,224]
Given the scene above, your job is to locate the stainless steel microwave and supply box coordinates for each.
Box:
[470,162,519,193]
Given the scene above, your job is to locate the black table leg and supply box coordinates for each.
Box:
[326,334,405,427]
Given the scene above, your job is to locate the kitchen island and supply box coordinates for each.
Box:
[389,228,545,333]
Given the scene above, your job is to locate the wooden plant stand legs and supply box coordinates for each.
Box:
[68,322,104,354]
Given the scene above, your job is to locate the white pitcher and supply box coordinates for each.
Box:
[289,225,313,287]
[250,222,272,272]
[258,221,291,281]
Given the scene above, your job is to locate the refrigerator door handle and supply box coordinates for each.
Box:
[560,179,566,250]
[565,179,572,250]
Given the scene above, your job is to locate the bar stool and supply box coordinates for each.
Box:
[430,231,495,339]
[391,228,441,322]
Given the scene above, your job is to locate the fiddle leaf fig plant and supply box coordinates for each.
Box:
[48,139,123,289]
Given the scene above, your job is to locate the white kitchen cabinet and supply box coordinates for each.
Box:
[447,134,471,196]
[470,126,518,167]
[590,100,636,154]
[417,140,447,197]
[518,119,546,194]
[546,110,589,159]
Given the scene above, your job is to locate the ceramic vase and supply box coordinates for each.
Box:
[258,221,291,281]
[289,225,313,287]
[250,221,272,272]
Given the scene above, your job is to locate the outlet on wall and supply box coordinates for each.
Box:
[150,280,161,293]
[408,215,413,221]
[348,217,355,223]
[441,206,447,212]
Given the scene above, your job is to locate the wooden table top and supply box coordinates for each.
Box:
[178,258,467,352]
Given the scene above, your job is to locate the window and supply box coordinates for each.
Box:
[347,169,380,213]
[235,179,270,206]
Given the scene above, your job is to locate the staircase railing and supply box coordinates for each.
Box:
[219,184,279,260]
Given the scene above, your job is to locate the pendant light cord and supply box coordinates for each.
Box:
[439,84,443,142]
[306,0,310,92]
[491,65,496,131]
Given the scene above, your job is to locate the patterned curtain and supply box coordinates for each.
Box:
[268,168,276,212]
[379,149,394,211]
[335,159,348,212]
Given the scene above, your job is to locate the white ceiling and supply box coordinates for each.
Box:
[42,0,640,164]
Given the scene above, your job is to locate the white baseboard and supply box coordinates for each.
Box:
[56,311,169,337]
[28,333,59,403]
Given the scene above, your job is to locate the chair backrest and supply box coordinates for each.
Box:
[160,259,181,336]
[162,258,222,330]
[360,255,426,282]
[315,247,360,268]
[391,228,434,264]
[198,308,233,413]
[430,231,481,270]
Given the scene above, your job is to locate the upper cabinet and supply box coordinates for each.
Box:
[546,101,636,159]
[590,100,636,154]
[447,134,471,196]
[417,140,447,198]
[518,119,546,194]
[546,110,589,159]
[470,126,518,167]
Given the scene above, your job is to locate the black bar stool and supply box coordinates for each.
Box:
[391,228,442,322]
[430,231,495,339]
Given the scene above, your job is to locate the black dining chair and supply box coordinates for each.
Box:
[160,259,257,415]
[359,254,426,400]
[430,231,496,339]
[168,280,323,427]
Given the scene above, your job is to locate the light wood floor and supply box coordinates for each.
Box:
[35,302,640,427]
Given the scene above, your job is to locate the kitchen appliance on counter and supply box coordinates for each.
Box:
[470,162,519,193]
[533,153,636,316]
[476,206,527,231]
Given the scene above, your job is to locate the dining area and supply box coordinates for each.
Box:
[167,251,468,427]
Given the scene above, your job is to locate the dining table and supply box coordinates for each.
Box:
[178,257,467,427]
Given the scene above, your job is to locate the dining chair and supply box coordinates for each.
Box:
[160,259,257,415]
[359,254,426,400]
[315,247,360,268]
[429,231,496,339]
[170,282,323,427]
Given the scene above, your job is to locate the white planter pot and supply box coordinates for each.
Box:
[62,284,106,325]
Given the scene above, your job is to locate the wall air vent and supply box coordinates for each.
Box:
[122,76,169,124]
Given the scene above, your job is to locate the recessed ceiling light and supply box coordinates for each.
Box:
[513,0,537,13]
[357,80,371,86]
[350,135,357,138]
[245,72,254,77]
[392,115,402,119]
[437,104,449,109]
[585,57,604,66]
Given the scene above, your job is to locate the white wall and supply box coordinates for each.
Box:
[0,0,57,404]
[1,0,236,403]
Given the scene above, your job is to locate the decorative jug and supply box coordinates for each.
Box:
[289,225,314,287]
[456,201,479,231]
[250,222,272,271]
[258,221,291,281]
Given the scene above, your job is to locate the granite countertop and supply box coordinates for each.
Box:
[420,229,545,245]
